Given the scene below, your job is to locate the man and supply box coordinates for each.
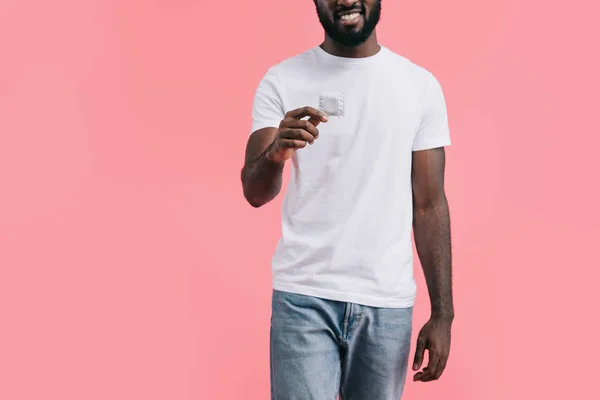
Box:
[241,0,454,398]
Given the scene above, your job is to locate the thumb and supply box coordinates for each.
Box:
[308,116,323,127]
[413,336,427,371]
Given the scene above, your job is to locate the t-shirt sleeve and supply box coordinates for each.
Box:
[412,73,451,151]
[250,68,285,136]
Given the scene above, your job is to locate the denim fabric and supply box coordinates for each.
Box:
[270,290,413,399]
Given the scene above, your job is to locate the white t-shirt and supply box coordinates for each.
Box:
[250,44,451,308]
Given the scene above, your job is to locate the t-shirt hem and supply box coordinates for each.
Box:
[272,281,415,309]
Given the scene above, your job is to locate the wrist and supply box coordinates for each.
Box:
[264,143,285,165]
[431,310,454,323]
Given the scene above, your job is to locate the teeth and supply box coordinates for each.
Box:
[340,12,360,21]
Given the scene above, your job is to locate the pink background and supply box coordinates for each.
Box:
[1,0,599,399]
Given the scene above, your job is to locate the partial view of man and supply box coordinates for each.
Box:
[241,1,454,398]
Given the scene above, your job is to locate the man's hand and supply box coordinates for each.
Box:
[266,106,328,163]
[412,317,452,382]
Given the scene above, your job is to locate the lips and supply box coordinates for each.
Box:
[340,12,361,20]
[336,10,363,26]
[336,9,362,19]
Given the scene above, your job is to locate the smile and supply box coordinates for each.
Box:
[337,12,362,26]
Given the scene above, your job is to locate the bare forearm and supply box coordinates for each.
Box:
[241,142,285,208]
[413,197,454,320]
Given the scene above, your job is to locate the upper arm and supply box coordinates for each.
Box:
[411,72,451,209]
[412,147,447,210]
[245,69,285,163]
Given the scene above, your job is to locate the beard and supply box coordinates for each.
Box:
[314,0,381,48]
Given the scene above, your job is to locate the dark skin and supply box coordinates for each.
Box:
[316,0,381,58]
[241,107,328,207]
[242,0,453,383]
[242,0,379,207]
[411,147,454,382]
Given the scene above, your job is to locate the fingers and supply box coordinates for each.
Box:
[279,128,316,144]
[307,116,324,128]
[433,356,448,380]
[413,348,449,382]
[413,336,426,371]
[286,106,328,124]
[412,321,452,383]
[286,119,320,138]
[274,107,327,154]
[277,139,307,149]
[415,354,440,382]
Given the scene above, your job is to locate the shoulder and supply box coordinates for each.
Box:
[381,46,435,85]
[263,47,319,81]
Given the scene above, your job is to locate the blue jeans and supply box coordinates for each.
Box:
[270,290,413,399]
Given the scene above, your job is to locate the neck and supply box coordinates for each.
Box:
[320,32,380,58]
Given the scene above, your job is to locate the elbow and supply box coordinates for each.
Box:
[241,175,264,208]
[413,195,448,216]
[247,197,265,208]
[243,188,268,208]
[413,202,436,217]
[241,177,278,208]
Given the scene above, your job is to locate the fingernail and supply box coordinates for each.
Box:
[322,115,328,121]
